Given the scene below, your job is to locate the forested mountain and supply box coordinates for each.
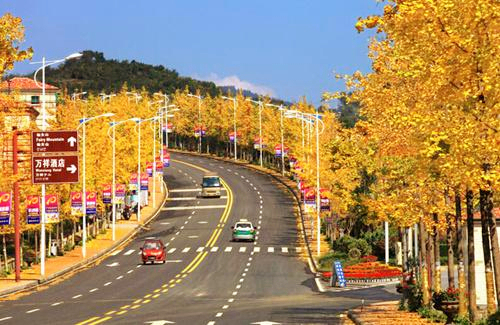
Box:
[36,50,217,96]
[26,50,274,100]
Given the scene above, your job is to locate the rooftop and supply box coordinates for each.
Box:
[0,77,59,91]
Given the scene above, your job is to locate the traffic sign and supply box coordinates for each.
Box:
[32,131,78,154]
[32,155,79,184]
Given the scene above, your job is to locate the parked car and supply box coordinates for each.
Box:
[231,219,256,242]
[140,238,166,264]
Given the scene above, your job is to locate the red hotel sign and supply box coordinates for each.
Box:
[32,155,79,184]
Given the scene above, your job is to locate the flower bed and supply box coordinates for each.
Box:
[321,261,402,281]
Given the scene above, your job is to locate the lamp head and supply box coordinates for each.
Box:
[65,52,83,60]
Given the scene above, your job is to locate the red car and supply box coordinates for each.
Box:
[140,239,166,264]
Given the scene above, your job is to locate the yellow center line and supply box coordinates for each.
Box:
[87,317,112,325]
[75,317,100,325]
[186,251,209,273]
[77,158,234,325]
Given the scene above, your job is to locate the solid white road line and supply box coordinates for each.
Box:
[123,249,135,256]
[239,247,246,253]
[198,221,208,224]
[224,246,232,252]
[268,247,274,253]
[162,205,226,211]
[189,235,199,238]
[182,247,191,253]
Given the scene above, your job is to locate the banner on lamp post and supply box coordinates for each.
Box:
[146,162,153,177]
[155,159,163,175]
[274,144,289,158]
[162,122,174,133]
[129,173,138,191]
[26,195,41,224]
[161,149,170,167]
[45,194,59,223]
[114,184,126,204]
[86,191,97,216]
[140,172,149,190]
[71,191,83,216]
[102,184,112,204]
[0,192,12,225]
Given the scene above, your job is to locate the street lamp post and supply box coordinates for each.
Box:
[78,113,114,258]
[31,52,83,277]
[187,93,203,153]
[135,116,160,222]
[266,103,286,176]
[246,98,264,167]
[108,118,140,240]
[283,109,324,257]
[222,96,238,161]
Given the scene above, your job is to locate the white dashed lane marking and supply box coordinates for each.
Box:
[123,249,135,256]
[225,246,232,252]
[26,309,39,314]
[182,247,191,253]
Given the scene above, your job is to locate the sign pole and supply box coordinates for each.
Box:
[40,56,46,277]
[82,120,87,258]
[112,121,116,241]
[13,131,20,282]
[137,123,141,222]
[152,118,156,208]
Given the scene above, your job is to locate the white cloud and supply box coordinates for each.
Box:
[195,73,276,97]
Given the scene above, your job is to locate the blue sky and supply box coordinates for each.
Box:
[2,0,383,105]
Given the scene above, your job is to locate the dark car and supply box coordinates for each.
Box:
[140,239,166,264]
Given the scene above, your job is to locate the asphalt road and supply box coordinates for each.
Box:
[0,153,398,324]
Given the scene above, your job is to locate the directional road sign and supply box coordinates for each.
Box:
[32,155,79,184]
[32,131,78,153]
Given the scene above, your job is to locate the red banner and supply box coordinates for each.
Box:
[71,191,83,216]
[102,184,112,204]
[26,195,40,224]
[0,192,12,225]
[86,191,97,215]
[45,194,59,223]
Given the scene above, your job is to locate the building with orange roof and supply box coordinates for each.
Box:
[0,77,59,130]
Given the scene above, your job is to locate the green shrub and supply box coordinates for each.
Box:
[417,307,447,323]
[332,235,372,256]
[348,247,361,259]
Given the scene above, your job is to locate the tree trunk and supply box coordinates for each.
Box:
[479,189,497,314]
[455,192,467,316]
[428,221,435,299]
[447,212,455,289]
[482,188,500,306]
[433,213,441,293]
[466,189,478,321]
[402,228,408,273]
[2,234,8,273]
[420,221,430,305]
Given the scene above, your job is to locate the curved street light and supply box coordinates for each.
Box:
[30,52,83,277]
[107,118,140,240]
[77,113,114,258]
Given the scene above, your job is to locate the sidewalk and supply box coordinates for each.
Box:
[0,178,167,299]
[348,301,441,325]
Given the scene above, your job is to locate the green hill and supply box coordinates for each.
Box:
[39,50,219,96]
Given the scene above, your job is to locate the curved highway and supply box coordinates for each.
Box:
[0,152,397,324]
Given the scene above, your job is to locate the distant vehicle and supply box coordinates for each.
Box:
[140,238,166,264]
[231,219,256,242]
[201,173,221,198]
